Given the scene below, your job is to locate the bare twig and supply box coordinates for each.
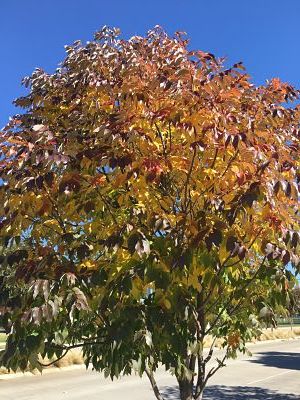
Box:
[203,351,228,388]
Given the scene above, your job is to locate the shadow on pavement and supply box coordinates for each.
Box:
[250,351,300,371]
[161,385,299,399]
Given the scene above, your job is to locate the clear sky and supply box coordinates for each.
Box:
[1,0,300,128]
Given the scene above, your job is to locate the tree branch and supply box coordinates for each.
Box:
[39,335,107,368]
[202,350,228,390]
[81,175,118,225]
[145,368,165,400]
[195,149,239,203]
[46,336,107,352]
[183,146,197,212]
[204,337,217,364]
[195,353,205,399]
[223,228,264,269]
[168,122,172,153]
[155,123,167,156]
[205,256,267,335]
[38,349,69,367]
[210,148,218,169]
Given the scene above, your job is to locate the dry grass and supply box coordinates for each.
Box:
[0,349,84,375]
[203,336,224,349]
[202,327,300,350]
[1,327,300,375]
[50,349,84,368]
[0,332,7,344]
[258,327,300,342]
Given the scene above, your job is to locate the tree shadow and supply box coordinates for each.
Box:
[160,385,299,399]
[250,351,300,371]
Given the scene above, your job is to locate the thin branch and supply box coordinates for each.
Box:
[196,230,264,312]
[47,337,107,351]
[245,228,264,249]
[80,175,118,225]
[38,349,69,367]
[191,150,238,208]
[202,258,230,307]
[205,256,267,335]
[155,123,166,156]
[42,184,72,236]
[168,122,172,153]
[183,147,197,212]
[39,336,107,367]
[202,351,228,389]
[100,166,111,183]
[219,150,238,179]
[223,258,244,269]
[25,216,61,236]
[145,368,165,400]
[204,337,217,364]
[193,149,239,208]
[205,287,225,315]
[201,253,235,313]
[210,148,218,169]
[152,191,170,213]
[64,221,81,227]
[223,228,264,269]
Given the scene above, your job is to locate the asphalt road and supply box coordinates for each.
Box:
[1,339,300,399]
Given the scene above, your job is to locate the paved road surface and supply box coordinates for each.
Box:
[1,339,300,399]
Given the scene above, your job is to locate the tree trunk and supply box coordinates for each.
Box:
[196,392,203,400]
[195,355,206,400]
[178,378,194,400]
[195,388,204,400]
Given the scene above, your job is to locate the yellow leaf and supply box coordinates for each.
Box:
[81,260,96,269]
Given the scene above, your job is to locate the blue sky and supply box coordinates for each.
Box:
[1,0,300,128]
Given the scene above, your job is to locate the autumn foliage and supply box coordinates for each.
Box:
[0,26,300,400]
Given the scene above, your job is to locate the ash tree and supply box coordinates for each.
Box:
[1,26,300,400]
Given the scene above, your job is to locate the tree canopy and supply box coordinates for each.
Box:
[0,26,300,400]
